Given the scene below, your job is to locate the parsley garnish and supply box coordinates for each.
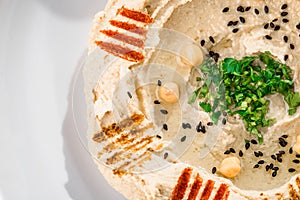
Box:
[189,52,300,144]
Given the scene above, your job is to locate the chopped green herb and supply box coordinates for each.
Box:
[199,102,212,112]
[188,88,200,104]
[211,111,222,124]
[189,52,299,144]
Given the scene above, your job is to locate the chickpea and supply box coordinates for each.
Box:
[179,44,204,67]
[219,156,241,178]
[293,135,300,154]
[158,82,179,103]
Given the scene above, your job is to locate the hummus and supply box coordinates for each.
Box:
[84,0,300,199]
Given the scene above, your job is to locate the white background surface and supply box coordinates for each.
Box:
[0,0,125,199]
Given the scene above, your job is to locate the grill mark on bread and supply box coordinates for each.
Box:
[100,30,144,48]
[288,183,300,199]
[92,89,99,103]
[171,167,193,200]
[222,189,230,200]
[106,151,123,165]
[100,124,154,155]
[130,113,145,125]
[109,20,147,35]
[187,173,203,200]
[95,41,144,62]
[117,6,153,24]
[119,113,144,128]
[113,151,151,176]
[296,177,300,191]
[213,184,229,200]
[95,112,157,175]
[101,122,122,138]
[124,136,154,151]
[92,132,106,143]
[200,180,215,200]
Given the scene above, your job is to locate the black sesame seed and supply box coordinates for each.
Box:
[264,6,269,14]
[272,171,277,177]
[269,163,274,169]
[290,44,295,50]
[237,6,244,12]
[212,53,220,62]
[258,160,265,164]
[239,150,244,157]
[283,36,288,43]
[276,153,282,157]
[293,159,300,164]
[273,166,279,171]
[245,142,250,150]
[277,157,283,163]
[272,18,278,22]
[156,135,162,139]
[288,168,296,173]
[274,25,280,31]
[200,125,206,134]
[254,151,260,157]
[162,123,168,131]
[227,21,234,26]
[279,150,285,155]
[232,21,239,26]
[266,165,270,171]
[207,122,214,126]
[281,12,288,17]
[271,155,277,160]
[282,18,289,23]
[254,164,260,168]
[157,80,162,86]
[251,139,258,145]
[154,100,160,104]
[212,167,217,174]
[196,123,206,134]
[281,135,288,139]
[264,23,269,29]
[279,138,288,147]
[209,36,215,44]
[196,125,201,133]
[270,22,275,28]
[127,91,132,98]
[222,7,229,13]
[296,23,300,29]
[230,148,236,153]
[281,4,288,10]
[164,152,168,159]
[209,51,215,57]
[224,150,231,155]
[182,123,192,129]
[245,6,251,11]
[254,8,259,15]
[258,151,263,156]
[289,147,294,154]
[296,154,300,158]
[200,40,205,46]
[222,111,228,116]
[232,28,239,33]
[181,136,186,142]
[222,118,227,125]
[160,109,168,115]
[265,35,272,40]
[239,17,246,23]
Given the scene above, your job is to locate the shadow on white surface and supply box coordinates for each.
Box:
[62,53,126,200]
[36,0,103,19]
